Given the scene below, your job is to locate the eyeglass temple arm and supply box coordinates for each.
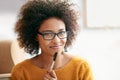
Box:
[37,32,43,35]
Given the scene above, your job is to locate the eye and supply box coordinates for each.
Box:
[58,31,66,36]
[43,32,54,37]
[59,31,66,35]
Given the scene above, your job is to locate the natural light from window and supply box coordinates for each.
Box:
[86,0,120,28]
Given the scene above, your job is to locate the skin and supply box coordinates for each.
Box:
[37,17,67,56]
[31,17,72,80]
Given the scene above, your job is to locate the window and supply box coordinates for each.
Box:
[84,0,120,29]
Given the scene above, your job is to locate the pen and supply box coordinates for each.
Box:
[50,52,58,70]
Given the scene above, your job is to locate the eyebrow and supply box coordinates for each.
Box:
[41,29,65,33]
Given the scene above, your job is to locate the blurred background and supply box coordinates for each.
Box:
[0,0,120,80]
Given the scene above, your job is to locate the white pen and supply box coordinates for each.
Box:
[50,52,58,70]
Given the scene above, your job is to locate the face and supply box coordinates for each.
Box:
[37,17,67,56]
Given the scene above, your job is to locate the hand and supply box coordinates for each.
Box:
[43,70,57,80]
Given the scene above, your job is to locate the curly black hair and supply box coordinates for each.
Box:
[15,0,79,55]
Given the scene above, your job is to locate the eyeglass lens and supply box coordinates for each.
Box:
[38,31,68,40]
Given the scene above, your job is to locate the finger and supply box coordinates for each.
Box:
[47,70,56,78]
[44,71,57,80]
[43,76,49,80]
[45,73,50,78]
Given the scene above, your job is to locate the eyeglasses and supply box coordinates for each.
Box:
[37,31,69,40]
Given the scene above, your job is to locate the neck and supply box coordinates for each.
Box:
[33,52,65,69]
[38,53,52,69]
[40,53,53,63]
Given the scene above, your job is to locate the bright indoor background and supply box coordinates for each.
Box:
[0,0,120,80]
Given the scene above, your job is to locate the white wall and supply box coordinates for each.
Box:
[0,0,120,80]
[0,13,17,40]
[69,29,120,80]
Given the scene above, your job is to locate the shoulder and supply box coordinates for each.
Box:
[71,56,91,69]
[72,57,94,79]
[64,53,90,68]
[12,59,31,72]
[72,57,88,63]
[11,59,31,78]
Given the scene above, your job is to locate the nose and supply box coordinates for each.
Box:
[52,35,61,43]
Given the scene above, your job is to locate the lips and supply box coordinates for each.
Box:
[49,45,61,49]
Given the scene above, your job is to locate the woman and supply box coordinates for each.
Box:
[11,0,93,80]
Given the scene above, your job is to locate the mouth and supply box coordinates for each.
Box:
[49,45,61,49]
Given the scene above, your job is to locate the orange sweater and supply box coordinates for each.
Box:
[11,57,93,80]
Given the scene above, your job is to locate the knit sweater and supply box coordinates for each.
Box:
[11,57,93,80]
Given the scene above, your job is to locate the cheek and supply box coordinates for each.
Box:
[62,39,67,45]
[37,36,48,48]
[38,39,49,48]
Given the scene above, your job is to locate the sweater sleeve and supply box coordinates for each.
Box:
[11,65,25,80]
[79,61,94,80]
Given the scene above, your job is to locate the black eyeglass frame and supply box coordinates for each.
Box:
[37,31,69,40]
